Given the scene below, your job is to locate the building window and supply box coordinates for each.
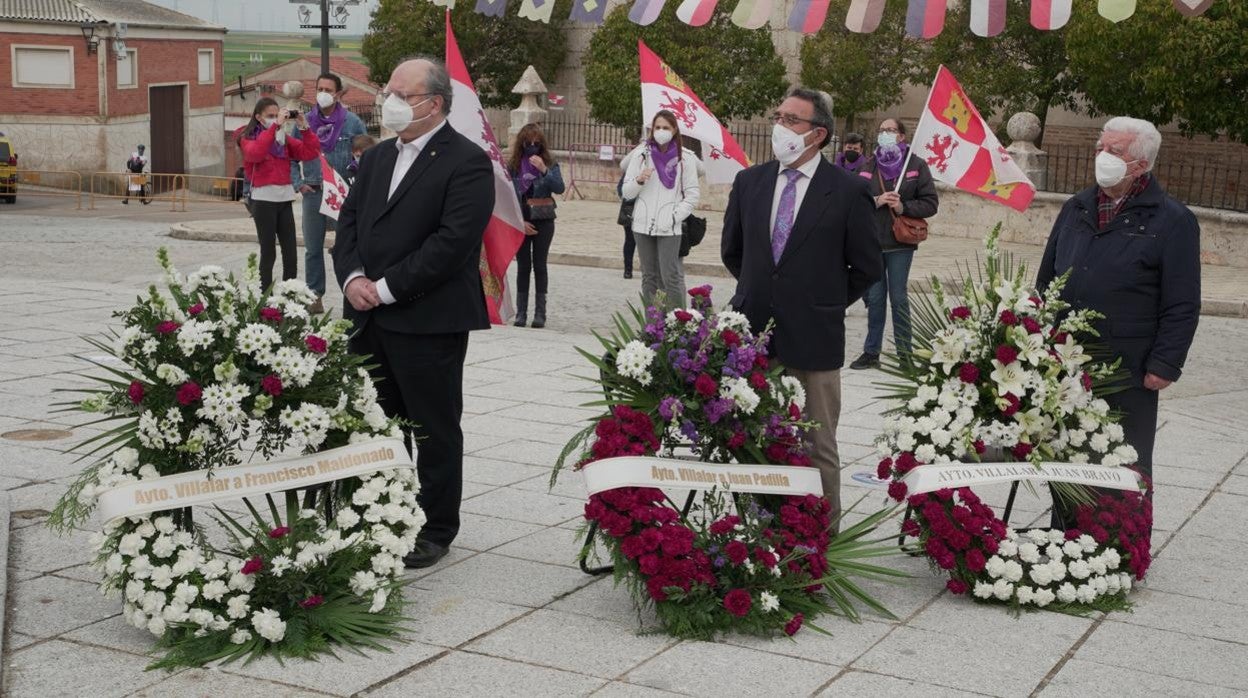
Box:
[198,49,214,85]
[118,49,138,88]
[11,45,74,88]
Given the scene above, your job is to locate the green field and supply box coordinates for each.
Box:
[224,32,369,85]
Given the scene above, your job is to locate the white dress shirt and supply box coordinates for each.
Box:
[346,120,446,305]
[768,154,822,239]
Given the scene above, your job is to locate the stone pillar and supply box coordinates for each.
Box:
[510,65,548,142]
[1005,112,1046,191]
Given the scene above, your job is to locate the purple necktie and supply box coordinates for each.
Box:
[772,169,802,263]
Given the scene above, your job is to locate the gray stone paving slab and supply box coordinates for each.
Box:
[624,641,842,697]
[490,525,586,568]
[548,577,657,627]
[818,670,989,697]
[416,552,595,607]
[5,640,167,698]
[451,512,546,553]
[1220,474,1248,497]
[465,608,675,679]
[1179,492,1248,542]
[131,668,333,697]
[1074,620,1248,690]
[1151,483,1215,532]
[1112,588,1248,644]
[1146,534,1248,606]
[1038,658,1248,698]
[9,524,94,574]
[723,618,895,667]
[7,574,117,639]
[591,681,690,697]
[404,587,531,649]
[362,650,606,696]
[216,638,445,695]
[460,486,584,527]
[61,614,155,657]
[462,455,549,486]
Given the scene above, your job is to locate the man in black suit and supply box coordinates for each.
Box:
[1037,116,1201,531]
[721,87,882,522]
[333,57,494,568]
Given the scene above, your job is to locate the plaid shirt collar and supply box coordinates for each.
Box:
[1096,173,1151,230]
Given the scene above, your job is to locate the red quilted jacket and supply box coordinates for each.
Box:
[240,124,320,187]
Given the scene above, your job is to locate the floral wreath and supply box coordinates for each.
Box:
[555,287,900,639]
[52,251,423,669]
[876,228,1151,613]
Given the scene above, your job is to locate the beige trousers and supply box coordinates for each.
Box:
[786,368,843,523]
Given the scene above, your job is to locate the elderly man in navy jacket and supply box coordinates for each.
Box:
[1037,116,1201,528]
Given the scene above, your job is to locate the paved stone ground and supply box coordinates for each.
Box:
[1,211,1247,697]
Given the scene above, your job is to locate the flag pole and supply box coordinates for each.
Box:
[895,65,943,194]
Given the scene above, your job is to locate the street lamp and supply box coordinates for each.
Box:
[79,22,101,54]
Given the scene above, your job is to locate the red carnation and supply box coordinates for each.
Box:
[784,613,804,636]
[725,540,749,565]
[753,355,769,369]
[155,320,181,335]
[694,373,717,398]
[973,440,986,455]
[1021,317,1042,334]
[946,579,970,595]
[749,372,768,390]
[950,306,971,320]
[1012,442,1034,460]
[887,480,908,502]
[304,335,328,354]
[1080,372,1093,392]
[187,302,205,316]
[721,329,741,347]
[876,458,893,480]
[709,516,740,536]
[688,285,712,299]
[268,526,291,539]
[901,518,921,537]
[260,307,283,323]
[722,588,752,617]
[788,402,801,420]
[958,362,980,384]
[1000,393,1021,417]
[175,381,202,406]
[895,451,919,475]
[128,381,145,405]
[964,548,987,573]
[261,374,283,397]
[673,309,693,323]
[727,431,746,449]
[995,345,1019,365]
[299,595,325,609]
[240,556,264,575]
[999,310,1019,326]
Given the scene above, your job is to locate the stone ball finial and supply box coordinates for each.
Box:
[282,80,304,100]
[1007,112,1042,144]
[512,65,547,95]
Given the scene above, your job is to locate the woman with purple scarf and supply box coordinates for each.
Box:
[508,123,565,329]
[240,97,321,292]
[621,110,701,309]
[849,117,938,370]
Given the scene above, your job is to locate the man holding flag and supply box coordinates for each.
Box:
[332,56,494,570]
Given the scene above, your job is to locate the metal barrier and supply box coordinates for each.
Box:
[7,170,83,209]
[177,173,248,208]
[563,142,635,200]
[88,172,186,211]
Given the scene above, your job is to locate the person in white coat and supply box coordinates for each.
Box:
[621,110,701,309]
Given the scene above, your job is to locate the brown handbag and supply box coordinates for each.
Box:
[525,196,557,221]
[877,170,928,245]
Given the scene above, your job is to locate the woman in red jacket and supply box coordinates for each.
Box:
[239,97,321,291]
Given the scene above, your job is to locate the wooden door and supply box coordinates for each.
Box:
[148,85,186,192]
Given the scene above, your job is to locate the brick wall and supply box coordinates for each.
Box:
[107,38,224,117]
[0,32,99,116]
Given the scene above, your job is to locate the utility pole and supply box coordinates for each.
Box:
[320,0,330,76]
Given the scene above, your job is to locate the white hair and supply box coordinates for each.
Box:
[1101,117,1161,171]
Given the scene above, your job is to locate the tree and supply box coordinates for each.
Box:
[361,0,571,109]
[1066,0,1248,143]
[310,37,338,49]
[583,5,787,135]
[919,0,1075,146]
[798,0,924,133]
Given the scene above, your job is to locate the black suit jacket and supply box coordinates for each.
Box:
[333,123,494,335]
[1036,177,1201,385]
[721,157,883,371]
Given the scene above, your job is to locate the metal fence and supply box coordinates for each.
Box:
[1044,144,1247,211]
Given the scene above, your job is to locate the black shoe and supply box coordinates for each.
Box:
[623,270,633,279]
[849,352,880,370]
[531,293,547,329]
[514,292,528,327]
[403,540,449,569]
[121,199,128,205]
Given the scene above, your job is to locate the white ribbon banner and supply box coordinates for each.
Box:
[582,456,823,497]
[901,461,1145,495]
[96,438,413,524]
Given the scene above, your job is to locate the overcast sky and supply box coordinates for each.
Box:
[146,0,379,34]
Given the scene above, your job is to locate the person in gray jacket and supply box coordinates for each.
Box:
[850,116,938,369]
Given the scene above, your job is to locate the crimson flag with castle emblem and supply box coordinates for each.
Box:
[909,65,1035,212]
[318,155,349,220]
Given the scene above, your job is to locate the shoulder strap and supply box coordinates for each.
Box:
[876,168,899,221]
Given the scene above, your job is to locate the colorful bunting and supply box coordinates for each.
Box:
[1098,0,1136,22]
[969,0,1006,37]
[518,0,556,23]
[730,0,772,29]
[475,0,506,17]
[676,0,719,26]
[1173,0,1214,16]
[569,0,608,24]
[844,0,886,33]
[787,0,829,34]
[1029,0,1072,30]
[906,0,947,38]
[629,0,668,25]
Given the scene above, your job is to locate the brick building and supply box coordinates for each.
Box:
[0,0,227,177]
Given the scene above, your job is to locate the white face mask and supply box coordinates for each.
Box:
[877,131,898,148]
[261,117,276,129]
[381,94,433,134]
[772,124,811,166]
[652,128,673,146]
[316,91,335,110]
[1095,151,1138,188]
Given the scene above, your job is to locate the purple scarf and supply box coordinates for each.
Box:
[648,141,680,189]
[874,142,909,182]
[307,103,347,152]
[250,122,286,158]
[835,152,864,173]
[513,149,542,198]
